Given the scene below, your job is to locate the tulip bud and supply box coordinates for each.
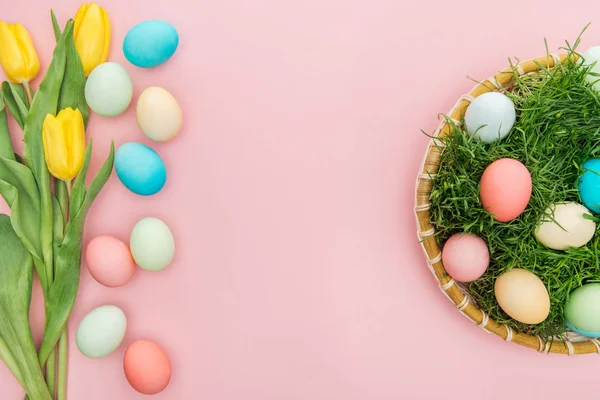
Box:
[42,108,86,181]
[0,21,40,83]
[74,2,111,77]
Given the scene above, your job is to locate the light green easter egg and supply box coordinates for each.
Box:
[130,217,175,272]
[85,62,133,117]
[565,283,600,332]
[76,305,127,358]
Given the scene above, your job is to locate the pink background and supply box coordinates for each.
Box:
[2,0,600,398]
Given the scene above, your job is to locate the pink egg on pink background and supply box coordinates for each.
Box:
[441,232,489,282]
[124,340,172,395]
[85,236,136,288]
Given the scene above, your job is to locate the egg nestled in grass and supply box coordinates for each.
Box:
[441,232,489,282]
[534,202,596,250]
[480,158,532,222]
[464,92,516,143]
[494,268,550,325]
[565,283,600,338]
[578,158,600,213]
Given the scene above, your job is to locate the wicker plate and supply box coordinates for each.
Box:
[414,53,600,355]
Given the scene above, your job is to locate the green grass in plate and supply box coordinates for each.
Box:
[429,30,600,339]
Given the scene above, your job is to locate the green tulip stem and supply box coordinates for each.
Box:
[45,352,56,398]
[56,178,70,400]
[22,81,33,107]
[56,329,67,400]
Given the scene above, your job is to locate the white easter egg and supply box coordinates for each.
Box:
[464,92,516,143]
[76,305,127,358]
[136,87,183,142]
[534,202,596,250]
[130,217,175,272]
[582,47,600,91]
[582,46,600,67]
[85,62,133,117]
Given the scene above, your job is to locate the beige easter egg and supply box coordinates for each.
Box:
[494,268,550,325]
[136,86,183,142]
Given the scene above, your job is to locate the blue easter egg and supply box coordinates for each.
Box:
[123,20,179,68]
[566,320,600,338]
[115,142,166,196]
[578,159,600,213]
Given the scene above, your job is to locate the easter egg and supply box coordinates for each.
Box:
[582,46,600,67]
[464,92,516,143]
[534,202,596,250]
[123,20,179,68]
[578,159,600,213]
[115,142,167,196]
[136,87,183,142]
[85,62,133,117]
[124,340,172,395]
[565,283,600,338]
[582,47,600,91]
[76,305,127,358]
[85,236,136,287]
[494,268,550,325]
[130,217,175,272]
[480,158,532,222]
[441,232,489,282]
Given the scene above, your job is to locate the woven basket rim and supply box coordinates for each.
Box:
[414,52,600,355]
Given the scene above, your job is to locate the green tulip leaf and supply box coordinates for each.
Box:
[0,215,52,400]
[2,82,30,130]
[51,10,62,42]
[57,19,89,127]
[38,142,114,365]
[0,157,47,289]
[0,91,15,161]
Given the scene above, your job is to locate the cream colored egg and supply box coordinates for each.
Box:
[136,87,182,142]
[494,268,550,325]
[534,202,596,250]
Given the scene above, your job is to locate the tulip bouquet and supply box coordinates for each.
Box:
[0,3,112,400]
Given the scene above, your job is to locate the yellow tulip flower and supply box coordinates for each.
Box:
[0,21,40,83]
[74,2,110,76]
[42,108,86,181]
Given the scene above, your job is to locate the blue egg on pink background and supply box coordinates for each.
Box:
[115,142,167,196]
[123,20,179,68]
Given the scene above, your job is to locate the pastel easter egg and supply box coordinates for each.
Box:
[582,46,600,67]
[582,47,600,91]
[442,232,489,282]
[123,20,179,68]
[130,217,175,272]
[136,87,183,142]
[76,305,127,358]
[86,236,136,287]
[565,283,600,338]
[578,159,600,213]
[85,62,133,117]
[480,158,532,222]
[464,92,516,143]
[124,340,172,395]
[534,202,596,250]
[115,142,167,196]
[494,268,550,325]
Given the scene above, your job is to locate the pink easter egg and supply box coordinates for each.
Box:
[85,236,136,287]
[124,340,172,395]
[441,233,489,282]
